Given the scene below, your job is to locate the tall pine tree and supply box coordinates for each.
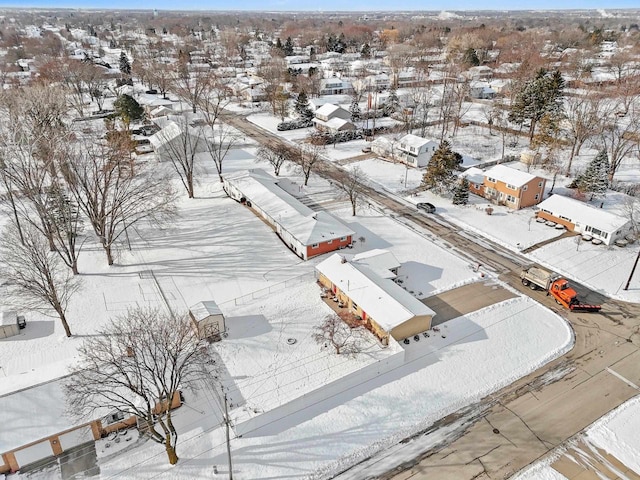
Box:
[349,97,361,122]
[577,149,610,200]
[452,178,470,205]
[293,90,314,121]
[383,87,400,116]
[422,141,460,194]
[119,51,131,76]
[283,36,294,56]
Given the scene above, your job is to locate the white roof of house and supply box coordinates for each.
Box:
[399,134,436,149]
[0,377,92,452]
[351,249,401,279]
[1,310,16,326]
[316,253,435,332]
[149,121,204,152]
[190,301,223,321]
[224,170,354,245]
[324,117,353,130]
[537,194,631,233]
[315,103,346,118]
[483,164,539,188]
[460,167,485,184]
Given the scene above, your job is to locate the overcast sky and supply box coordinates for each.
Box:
[2,0,639,10]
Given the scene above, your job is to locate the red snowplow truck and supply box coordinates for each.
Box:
[520,266,602,312]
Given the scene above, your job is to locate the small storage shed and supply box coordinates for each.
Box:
[0,311,19,340]
[189,301,226,340]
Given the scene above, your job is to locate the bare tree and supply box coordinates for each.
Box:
[171,61,210,113]
[0,222,78,337]
[153,118,205,198]
[61,142,175,266]
[313,314,362,355]
[203,123,238,183]
[564,92,604,175]
[65,308,211,464]
[336,166,368,216]
[599,110,639,183]
[298,144,323,186]
[256,144,291,176]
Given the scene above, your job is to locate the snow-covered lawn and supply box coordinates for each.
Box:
[346,158,424,192]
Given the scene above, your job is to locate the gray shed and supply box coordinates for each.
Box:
[189,301,226,340]
[0,311,19,339]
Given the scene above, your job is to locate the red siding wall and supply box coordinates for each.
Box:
[307,236,352,259]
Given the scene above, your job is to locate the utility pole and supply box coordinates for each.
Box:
[223,393,234,479]
[624,248,640,290]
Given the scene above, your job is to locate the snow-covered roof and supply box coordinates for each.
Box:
[316,253,435,332]
[323,117,354,131]
[223,170,354,246]
[1,310,16,326]
[0,377,92,452]
[149,121,204,152]
[190,301,223,321]
[351,249,401,279]
[315,103,344,118]
[536,194,631,233]
[483,164,540,188]
[460,167,484,184]
[398,134,435,149]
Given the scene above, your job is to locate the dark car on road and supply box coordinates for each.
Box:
[417,202,436,213]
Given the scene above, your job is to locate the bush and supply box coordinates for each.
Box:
[277,119,314,131]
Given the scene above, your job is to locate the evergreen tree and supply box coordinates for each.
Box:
[383,87,400,116]
[509,68,565,142]
[113,94,144,129]
[462,47,480,67]
[326,33,336,52]
[119,51,131,76]
[275,37,283,50]
[422,141,460,194]
[283,36,294,56]
[361,43,371,59]
[349,97,361,122]
[293,90,314,121]
[577,149,610,200]
[452,178,470,205]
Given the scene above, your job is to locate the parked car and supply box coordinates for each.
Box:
[361,146,372,153]
[417,202,436,213]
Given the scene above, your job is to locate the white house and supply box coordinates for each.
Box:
[149,121,207,159]
[397,134,438,167]
[313,103,355,133]
[536,194,633,245]
[189,301,225,340]
[319,78,353,96]
[223,169,354,260]
[469,81,496,100]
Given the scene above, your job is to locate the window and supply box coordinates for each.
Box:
[340,236,347,241]
[487,177,496,183]
[474,183,480,189]
[312,243,319,249]
[506,194,516,203]
[523,185,528,191]
[538,181,543,187]
[327,239,333,245]
[352,301,358,310]
[506,183,516,190]
[534,194,539,200]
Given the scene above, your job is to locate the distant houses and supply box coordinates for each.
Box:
[223,169,354,260]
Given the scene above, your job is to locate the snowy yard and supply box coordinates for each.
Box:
[2,146,575,480]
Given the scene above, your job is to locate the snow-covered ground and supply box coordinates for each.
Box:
[2,142,574,479]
